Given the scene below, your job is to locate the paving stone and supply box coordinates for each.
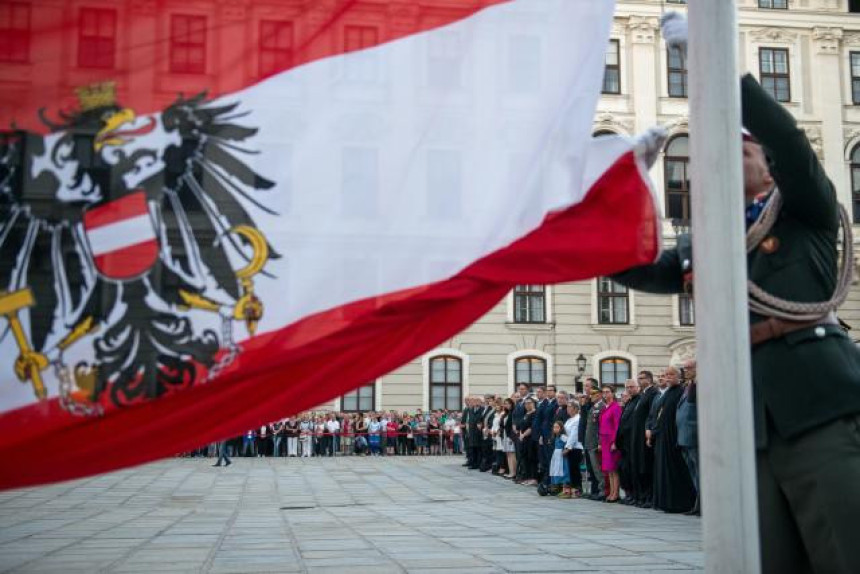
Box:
[0,457,703,573]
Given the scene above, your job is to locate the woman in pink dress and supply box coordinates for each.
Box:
[599,385,623,502]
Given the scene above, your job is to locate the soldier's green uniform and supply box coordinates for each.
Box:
[613,75,860,574]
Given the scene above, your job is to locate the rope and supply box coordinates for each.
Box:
[745,188,854,321]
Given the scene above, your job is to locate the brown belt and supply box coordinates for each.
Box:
[750,315,837,347]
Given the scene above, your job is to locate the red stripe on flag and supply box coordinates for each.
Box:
[84,191,148,229]
[0,1,509,133]
[0,151,657,490]
[92,239,159,280]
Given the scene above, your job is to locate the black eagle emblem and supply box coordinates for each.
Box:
[0,82,277,412]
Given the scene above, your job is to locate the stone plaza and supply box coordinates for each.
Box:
[0,457,703,574]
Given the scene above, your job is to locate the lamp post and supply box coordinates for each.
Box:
[574,354,587,393]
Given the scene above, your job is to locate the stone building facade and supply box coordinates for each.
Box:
[336,0,860,412]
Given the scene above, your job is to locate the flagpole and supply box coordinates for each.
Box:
[687,1,761,572]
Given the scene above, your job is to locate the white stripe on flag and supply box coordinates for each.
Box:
[87,214,155,257]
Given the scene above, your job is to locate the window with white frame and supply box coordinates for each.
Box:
[515,356,547,391]
[600,357,631,391]
[759,47,791,102]
[602,39,620,94]
[597,277,629,325]
[513,285,546,323]
[342,383,375,412]
[667,46,687,98]
[429,356,462,410]
[679,293,695,326]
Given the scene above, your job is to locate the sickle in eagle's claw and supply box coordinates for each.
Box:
[230,226,269,336]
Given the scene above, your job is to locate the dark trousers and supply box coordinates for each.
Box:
[757,414,860,574]
[521,440,537,480]
[480,439,493,470]
[566,449,583,491]
[583,445,599,493]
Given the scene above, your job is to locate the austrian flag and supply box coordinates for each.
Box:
[0,0,659,489]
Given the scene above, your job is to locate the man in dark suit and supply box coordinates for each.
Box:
[511,383,528,480]
[461,397,474,467]
[578,377,599,496]
[614,13,860,572]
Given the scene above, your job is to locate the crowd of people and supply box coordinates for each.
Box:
[461,361,700,516]
[192,410,466,464]
[198,364,700,517]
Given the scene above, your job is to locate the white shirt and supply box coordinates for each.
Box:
[326,420,340,433]
[564,415,583,450]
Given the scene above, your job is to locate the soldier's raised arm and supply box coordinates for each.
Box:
[740,74,838,231]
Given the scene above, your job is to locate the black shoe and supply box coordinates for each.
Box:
[595,494,606,502]
[225,460,232,466]
[212,464,222,467]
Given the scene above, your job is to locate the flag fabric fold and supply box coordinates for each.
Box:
[0,0,659,490]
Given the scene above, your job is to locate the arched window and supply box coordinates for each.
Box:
[851,144,860,223]
[429,356,462,410]
[515,356,547,391]
[600,357,631,392]
[593,129,616,138]
[664,135,690,221]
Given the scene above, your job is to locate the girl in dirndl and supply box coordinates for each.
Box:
[548,421,569,495]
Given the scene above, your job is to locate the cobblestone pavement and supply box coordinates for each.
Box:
[0,457,703,574]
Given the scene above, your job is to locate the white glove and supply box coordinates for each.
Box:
[660,11,688,54]
[634,126,668,169]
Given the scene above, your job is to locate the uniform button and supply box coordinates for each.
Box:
[814,326,826,338]
[682,259,691,270]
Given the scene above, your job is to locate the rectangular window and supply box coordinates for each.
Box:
[852,53,860,105]
[259,20,294,78]
[342,147,378,217]
[426,149,462,219]
[759,0,788,8]
[852,0,860,13]
[597,277,629,325]
[343,25,379,83]
[342,384,375,412]
[0,2,30,63]
[679,294,695,326]
[667,46,688,98]
[513,285,546,324]
[170,14,207,74]
[427,31,462,89]
[78,8,116,69]
[602,40,620,94]
[666,0,687,3]
[430,357,462,411]
[759,48,791,102]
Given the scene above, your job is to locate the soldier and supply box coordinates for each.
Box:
[612,13,860,573]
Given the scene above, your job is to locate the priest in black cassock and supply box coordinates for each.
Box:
[615,378,641,504]
[629,370,658,508]
[652,366,696,514]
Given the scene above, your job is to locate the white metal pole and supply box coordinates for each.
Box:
[687,1,761,572]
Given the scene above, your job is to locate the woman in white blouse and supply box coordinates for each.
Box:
[563,402,584,498]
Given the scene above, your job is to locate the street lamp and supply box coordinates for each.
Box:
[574,354,587,393]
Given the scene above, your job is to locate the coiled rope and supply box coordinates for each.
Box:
[745,189,854,321]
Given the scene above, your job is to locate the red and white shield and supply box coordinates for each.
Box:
[83,191,159,281]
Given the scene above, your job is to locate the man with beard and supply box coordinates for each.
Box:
[615,378,641,505]
[630,370,658,508]
[652,366,696,514]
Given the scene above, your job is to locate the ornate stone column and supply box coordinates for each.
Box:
[627,16,659,134]
[811,27,848,208]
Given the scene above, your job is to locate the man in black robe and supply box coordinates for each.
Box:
[616,378,641,504]
[652,366,696,514]
[629,371,657,507]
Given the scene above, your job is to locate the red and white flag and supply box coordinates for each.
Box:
[0,0,659,489]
